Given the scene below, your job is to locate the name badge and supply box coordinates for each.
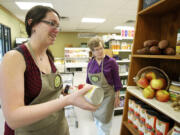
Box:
[54,75,61,88]
[91,75,100,83]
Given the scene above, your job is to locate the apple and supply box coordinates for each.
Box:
[137,77,149,88]
[143,87,155,99]
[150,79,164,90]
[156,90,169,102]
[145,71,156,81]
[159,78,167,89]
[78,84,85,90]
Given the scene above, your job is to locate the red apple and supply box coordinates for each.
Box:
[145,71,156,81]
[156,90,169,102]
[137,77,149,88]
[78,84,85,90]
[150,79,164,90]
[159,78,167,89]
[143,86,155,99]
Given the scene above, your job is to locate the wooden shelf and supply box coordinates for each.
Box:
[132,54,180,60]
[123,121,138,135]
[138,0,180,15]
[127,86,180,123]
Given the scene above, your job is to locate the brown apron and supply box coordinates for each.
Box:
[88,58,115,123]
[15,44,69,135]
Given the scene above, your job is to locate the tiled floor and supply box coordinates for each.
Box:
[0,107,122,135]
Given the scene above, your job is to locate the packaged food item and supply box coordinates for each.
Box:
[145,110,158,135]
[84,85,104,105]
[171,123,180,135]
[128,97,135,124]
[128,110,134,124]
[155,115,170,135]
[64,84,104,105]
[138,121,145,135]
[176,42,180,55]
[139,104,152,125]
[169,84,180,101]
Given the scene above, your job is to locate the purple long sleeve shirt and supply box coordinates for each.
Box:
[86,55,123,92]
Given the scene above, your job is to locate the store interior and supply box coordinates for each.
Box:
[0,0,180,135]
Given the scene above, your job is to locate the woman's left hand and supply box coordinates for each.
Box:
[114,95,120,108]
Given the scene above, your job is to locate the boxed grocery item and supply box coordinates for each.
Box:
[143,0,160,9]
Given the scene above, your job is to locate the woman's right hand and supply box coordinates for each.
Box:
[64,84,99,111]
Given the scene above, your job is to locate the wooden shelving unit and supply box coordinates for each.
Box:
[120,0,180,134]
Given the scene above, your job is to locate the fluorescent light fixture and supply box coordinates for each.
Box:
[81,18,106,23]
[114,26,134,30]
[15,2,53,10]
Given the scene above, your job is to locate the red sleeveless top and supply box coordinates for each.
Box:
[4,44,57,135]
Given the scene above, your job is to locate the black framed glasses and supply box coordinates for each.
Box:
[41,20,60,31]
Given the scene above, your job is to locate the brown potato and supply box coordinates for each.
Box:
[163,47,175,55]
[144,40,158,47]
[149,46,161,54]
[158,40,169,49]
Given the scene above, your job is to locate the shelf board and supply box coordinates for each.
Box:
[116,60,130,63]
[113,49,132,52]
[114,107,123,111]
[123,121,138,135]
[132,54,180,60]
[120,93,126,97]
[65,57,89,59]
[127,86,180,123]
[138,0,180,15]
[119,72,128,76]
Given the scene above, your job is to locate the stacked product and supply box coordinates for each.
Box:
[128,97,173,135]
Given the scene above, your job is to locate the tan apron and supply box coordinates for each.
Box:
[15,44,69,135]
[88,58,115,123]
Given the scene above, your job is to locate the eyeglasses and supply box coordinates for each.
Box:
[93,47,103,52]
[41,20,60,31]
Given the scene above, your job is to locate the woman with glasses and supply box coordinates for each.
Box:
[86,36,123,135]
[0,5,98,135]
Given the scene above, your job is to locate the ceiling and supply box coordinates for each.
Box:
[0,0,138,33]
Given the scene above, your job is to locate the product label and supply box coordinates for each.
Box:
[145,113,156,132]
[155,119,169,135]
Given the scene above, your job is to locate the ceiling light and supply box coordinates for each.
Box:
[81,18,106,23]
[15,2,53,10]
[114,26,134,30]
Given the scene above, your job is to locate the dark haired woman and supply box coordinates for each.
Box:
[0,5,97,135]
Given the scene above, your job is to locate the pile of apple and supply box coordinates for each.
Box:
[137,71,170,102]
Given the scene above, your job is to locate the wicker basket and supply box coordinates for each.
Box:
[134,66,170,91]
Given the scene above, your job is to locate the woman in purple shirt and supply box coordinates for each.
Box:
[86,36,123,135]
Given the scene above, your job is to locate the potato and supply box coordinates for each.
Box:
[136,47,149,54]
[144,40,158,47]
[149,46,161,54]
[163,47,176,55]
[158,40,169,49]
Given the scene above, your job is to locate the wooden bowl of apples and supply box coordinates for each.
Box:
[134,66,170,91]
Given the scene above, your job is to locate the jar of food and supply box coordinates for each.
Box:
[84,85,104,105]
[139,104,152,125]
[155,115,171,135]
[176,42,180,55]
[145,110,158,135]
